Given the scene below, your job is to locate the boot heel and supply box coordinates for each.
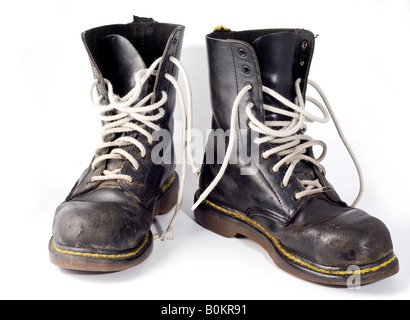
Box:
[194,201,240,238]
[154,173,179,216]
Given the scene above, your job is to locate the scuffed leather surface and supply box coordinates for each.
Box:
[200,28,394,267]
[53,191,149,251]
[249,196,393,267]
[52,17,183,252]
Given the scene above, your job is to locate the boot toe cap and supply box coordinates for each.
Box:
[316,209,393,266]
[52,200,149,252]
[287,198,394,268]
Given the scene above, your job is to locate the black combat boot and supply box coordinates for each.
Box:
[193,27,399,286]
[49,17,192,272]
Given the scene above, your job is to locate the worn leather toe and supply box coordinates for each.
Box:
[52,198,149,252]
[283,197,394,267]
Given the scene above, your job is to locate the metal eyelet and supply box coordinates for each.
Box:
[271,166,279,174]
[239,48,247,58]
[302,40,308,49]
[299,58,305,67]
[243,65,251,74]
[281,181,289,189]
[291,193,299,201]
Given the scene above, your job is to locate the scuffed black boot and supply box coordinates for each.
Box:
[193,27,399,286]
[49,17,190,272]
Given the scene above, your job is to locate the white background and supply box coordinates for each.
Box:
[1,0,409,300]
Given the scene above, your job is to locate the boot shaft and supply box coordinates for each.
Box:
[206,28,315,131]
[83,16,185,133]
[200,27,342,219]
[67,17,185,206]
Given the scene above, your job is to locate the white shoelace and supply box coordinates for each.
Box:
[192,79,363,210]
[91,56,199,241]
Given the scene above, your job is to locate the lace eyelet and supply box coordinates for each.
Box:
[302,40,308,49]
[291,193,299,201]
[281,181,289,189]
[239,48,247,58]
[243,66,251,74]
[299,58,305,67]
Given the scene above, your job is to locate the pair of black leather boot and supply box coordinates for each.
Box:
[49,17,399,286]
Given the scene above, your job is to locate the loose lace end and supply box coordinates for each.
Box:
[91,55,197,242]
[192,79,364,210]
[154,231,174,241]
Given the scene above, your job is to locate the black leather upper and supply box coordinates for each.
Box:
[99,34,149,98]
[251,31,313,122]
[200,28,394,267]
[52,17,184,252]
[202,28,332,220]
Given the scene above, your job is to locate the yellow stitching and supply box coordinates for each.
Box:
[203,199,397,276]
[51,233,150,259]
[161,172,176,192]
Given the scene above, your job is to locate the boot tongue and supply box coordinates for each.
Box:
[251,32,298,122]
[252,32,319,182]
[99,34,148,98]
[98,35,153,176]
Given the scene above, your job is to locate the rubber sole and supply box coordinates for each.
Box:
[49,173,179,272]
[49,232,153,272]
[194,192,399,286]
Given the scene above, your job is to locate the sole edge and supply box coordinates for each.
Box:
[194,193,399,286]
